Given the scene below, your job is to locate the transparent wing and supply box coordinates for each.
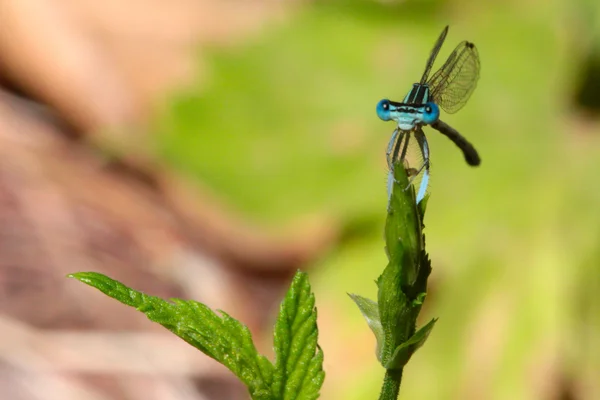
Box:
[419,25,449,84]
[427,41,480,114]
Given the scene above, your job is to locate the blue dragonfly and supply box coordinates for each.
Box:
[376,26,481,204]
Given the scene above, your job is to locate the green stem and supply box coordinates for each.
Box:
[378,368,403,400]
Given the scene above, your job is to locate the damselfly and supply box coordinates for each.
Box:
[376,26,481,204]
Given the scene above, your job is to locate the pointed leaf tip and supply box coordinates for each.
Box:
[349,293,384,362]
[273,270,323,400]
[69,271,276,399]
[384,318,437,370]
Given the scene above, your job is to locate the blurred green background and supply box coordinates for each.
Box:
[152,0,600,398]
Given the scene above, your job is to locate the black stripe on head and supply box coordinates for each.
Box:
[405,83,420,103]
[413,85,430,104]
[405,84,430,105]
[423,85,430,103]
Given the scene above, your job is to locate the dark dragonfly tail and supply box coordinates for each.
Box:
[431,119,480,166]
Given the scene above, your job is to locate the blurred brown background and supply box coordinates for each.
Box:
[1,0,600,399]
[0,1,335,399]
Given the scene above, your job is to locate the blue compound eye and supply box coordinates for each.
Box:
[376,99,392,121]
[421,102,440,124]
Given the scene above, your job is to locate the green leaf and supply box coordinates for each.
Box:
[383,318,437,370]
[348,294,384,362]
[272,271,324,400]
[68,272,275,400]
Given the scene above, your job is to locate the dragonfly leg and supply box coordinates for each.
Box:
[402,128,430,204]
[386,128,399,171]
[386,170,394,209]
[386,130,407,206]
[391,130,410,177]
[386,129,409,185]
[386,132,412,205]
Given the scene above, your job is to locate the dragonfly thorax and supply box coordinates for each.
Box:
[377,82,440,129]
[403,83,431,104]
[376,98,440,129]
[391,102,440,130]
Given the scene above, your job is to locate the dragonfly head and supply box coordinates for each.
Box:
[376,99,392,121]
[421,102,440,125]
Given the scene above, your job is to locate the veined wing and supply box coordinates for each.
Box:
[419,26,449,84]
[427,41,480,114]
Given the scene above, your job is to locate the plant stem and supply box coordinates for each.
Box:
[378,368,403,400]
